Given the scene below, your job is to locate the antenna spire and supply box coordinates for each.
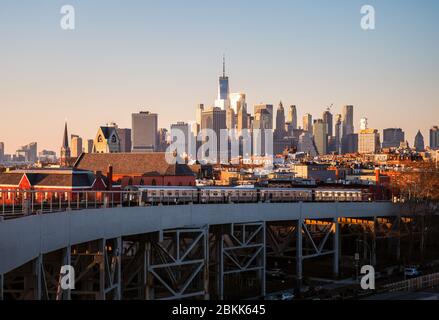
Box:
[222,54,225,77]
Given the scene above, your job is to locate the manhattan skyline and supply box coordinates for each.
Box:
[1,0,438,153]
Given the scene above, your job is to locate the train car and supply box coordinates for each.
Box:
[259,188,313,202]
[199,186,258,203]
[313,189,363,202]
[137,186,198,204]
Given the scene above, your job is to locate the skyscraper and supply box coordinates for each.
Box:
[170,122,190,157]
[157,128,169,152]
[430,126,439,150]
[71,135,83,158]
[195,104,204,127]
[342,105,354,136]
[117,128,132,153]
[313,119,328,155]
[85,139,94,153]
[0,142,4,163]
[286,105,297,130]
[275,102,286,139]
[226,107,236,130]
[341,105,354,154]
[254,104,273,129]
[358,129,380,154]
[132,111,158,152]
[201,107,226,161]
[230,92,246,115]
[322,109,333,137]
[237,104,248,132]
[60,122,71,166]
[415,130,425,152]
[297,132,318,157]
[303,113,313,132]
[382,128,405,149]
[214,56,230,110]
[360,117,368,131]
[334,114,342,154]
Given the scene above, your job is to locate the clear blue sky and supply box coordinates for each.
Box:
[0,0,438,153]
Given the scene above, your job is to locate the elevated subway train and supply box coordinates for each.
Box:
[129,186,370,205]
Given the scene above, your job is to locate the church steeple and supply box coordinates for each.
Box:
[60,122,71,166]
[62,122,69,149]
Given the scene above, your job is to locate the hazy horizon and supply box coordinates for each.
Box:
[1,0,438,154]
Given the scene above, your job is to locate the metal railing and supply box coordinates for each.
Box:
[0,189,385,220]
[0,190,143,219]
[382,272,439,293]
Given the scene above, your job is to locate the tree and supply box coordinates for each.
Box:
[391,160,439,262]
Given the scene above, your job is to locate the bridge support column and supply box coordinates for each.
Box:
[372,218,377,266]
[56,246,71,300]
[145,226,209,300]
[218,222,265,300]
[34,254,43,300]
[296,218,303,290]
[115,237,122,300]
[99,239,105,300]
[0,273,3,300]
[333,218,340,278]
[144,241,153,300]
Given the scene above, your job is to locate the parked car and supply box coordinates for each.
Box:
[281,291,295,301]
[404,266,422,278]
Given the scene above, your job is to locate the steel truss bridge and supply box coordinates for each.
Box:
[0,193,410,300]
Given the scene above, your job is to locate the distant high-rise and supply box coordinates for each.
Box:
[195,104,204,127]
[360,117,368,131]
[297,132,318,157]
[16,143,37,163]
[157,128,169,152]
[117,128,132,153]
[382,128,405,149]
[226,107,236,130]
[0,142,4,163]
[341,105,354,154]
[201,107,226,161]
[286,105,297,130]
[230,92,246,115]
[170,122,189,157]
[322,109,333,137]
[215,56,230,110]
[85,139,94,153]
[342,105,354,136]
[303,113,313,132]
[254,104,273,129]
[38,150,57,163]
[430,126,439,150]
[237,104,248,132]
[254,108,271,130]
[415,130,425,152]
[71,135,83,158]
[358,129,380,154]
[334,114,342,154]
[275,102,286,139]
[60,122,71,166]
[132,111,158,152]
[313,119,328,155]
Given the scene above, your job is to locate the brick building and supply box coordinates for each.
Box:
[74,152,196,187]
